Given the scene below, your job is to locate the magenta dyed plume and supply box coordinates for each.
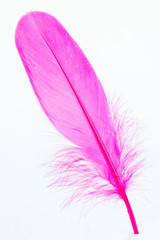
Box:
[15,11,143,234]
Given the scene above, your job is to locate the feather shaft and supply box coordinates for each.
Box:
[43,34,139,233]
[123,194,139,234]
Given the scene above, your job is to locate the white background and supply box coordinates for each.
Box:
[0,0,160,239]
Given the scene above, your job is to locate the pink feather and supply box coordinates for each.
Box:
[15,11,143,234]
